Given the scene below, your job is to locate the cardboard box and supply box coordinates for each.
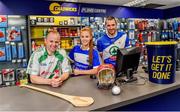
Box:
[0,15,7,27]
[7,27,21,41]
[0,28,6,42]
[2,68,15,86]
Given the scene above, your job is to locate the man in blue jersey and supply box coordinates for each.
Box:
[97,16,130,66]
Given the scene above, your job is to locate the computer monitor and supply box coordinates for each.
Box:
[115,46,141,82]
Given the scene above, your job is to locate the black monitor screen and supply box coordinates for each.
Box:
[115,47,141,77]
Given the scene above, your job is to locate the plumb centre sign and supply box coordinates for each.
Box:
[81,7,107,14]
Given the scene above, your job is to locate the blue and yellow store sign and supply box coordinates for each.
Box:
[49,2,77,15]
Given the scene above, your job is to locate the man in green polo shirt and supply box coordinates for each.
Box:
[27,29,71,87]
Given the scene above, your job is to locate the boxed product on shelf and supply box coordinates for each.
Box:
[36,17,54,25]
[94,17,104,24]
[0,15,7,27]
[37,17,44,23]
[7,27,21,41]
[60,39,73,49]
[30,19,36,25]
[60,28,69,36]
[2,68,15,86]
[128,30,135,39]
[59,28,79,37]
[128,19,135,29]
[64,20,68,25]
[16,68,28,85]
[0,46,6,61]
[17,59,22,68]
[0,28,6,42]
[11,42,18,59]
[69,28,78,36]
[148,19,159,30]
[118,18,128,30]
[17,42,24,59]
[31,27,45,38]
[5,41,12,61]
[81,17,89,26]
[68,18,75,25]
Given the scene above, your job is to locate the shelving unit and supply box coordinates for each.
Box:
[0,15,29,87]
[28,16,84,54]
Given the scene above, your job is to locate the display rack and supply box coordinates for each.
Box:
[28,16,85,53]
[0,15,29,87]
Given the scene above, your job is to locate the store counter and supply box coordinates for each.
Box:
[0,69,180,111]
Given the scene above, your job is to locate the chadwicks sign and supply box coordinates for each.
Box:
[49,2,77,15]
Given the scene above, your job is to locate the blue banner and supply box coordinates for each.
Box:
[0,0,178,19]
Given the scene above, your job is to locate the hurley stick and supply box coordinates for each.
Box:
[20,85,94,107]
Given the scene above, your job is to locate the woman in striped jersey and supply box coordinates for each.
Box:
[69,27,102,76]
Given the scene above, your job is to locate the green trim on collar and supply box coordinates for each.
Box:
[38,48,48,63]
[54,50,64,62]
[38,47,64,63]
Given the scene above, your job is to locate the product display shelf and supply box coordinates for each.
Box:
[28,16,85,53]
[0,15,29,87]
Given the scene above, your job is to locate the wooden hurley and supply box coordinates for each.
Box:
[20,85,94,107]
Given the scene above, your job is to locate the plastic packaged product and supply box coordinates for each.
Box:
[0,46,6,61]
[5,41,11,61]
[22,59,27,68]
[11,42,17,59]
[2,68,15,82]
[18,43,24,59]
[129,19,135,29]
[120,23,124,29]
[17,59,22,68]
[128,30,135,39]
[152,31,156,41]
[11,60,17,70]
[16,68,28,85]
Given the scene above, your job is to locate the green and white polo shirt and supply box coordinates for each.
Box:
[26,47,71,79]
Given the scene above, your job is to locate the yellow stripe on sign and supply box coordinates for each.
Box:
[145,41,178,45]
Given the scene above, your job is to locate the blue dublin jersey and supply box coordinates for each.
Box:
[69,45,101,70]
[97,32,130,66]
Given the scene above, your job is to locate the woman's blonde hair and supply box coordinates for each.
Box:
[80,26,94,66]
